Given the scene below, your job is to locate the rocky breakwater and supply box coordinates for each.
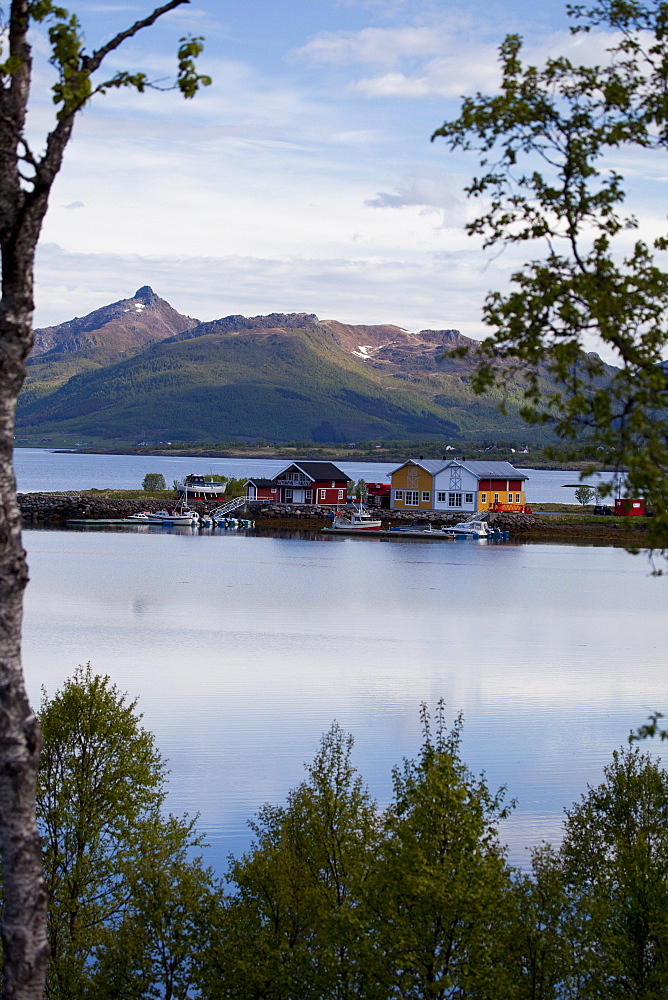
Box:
[18,494,218,523]
[250,504,545,532]
[249,503,333,530]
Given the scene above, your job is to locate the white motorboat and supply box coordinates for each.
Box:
[452,518,509,538]
[331,504,382,531]
[126,511,151,521]
[145,505,200,526]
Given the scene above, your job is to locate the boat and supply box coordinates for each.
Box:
[145,504,200,526]
[175,475,228,501]
[126,511,152,521]
[330,504,382,531]
[389,523,453,537]
[452,517,509,539]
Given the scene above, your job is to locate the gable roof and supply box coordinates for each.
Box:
[389,459,447,476]
[245,478,276,488]
[276,461,349,481]
[389,459,529,481]
[455,461,529,480]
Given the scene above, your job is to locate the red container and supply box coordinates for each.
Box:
[614,498,646,516]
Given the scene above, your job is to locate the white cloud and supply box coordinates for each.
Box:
[299,26,445,67]
[34,242,506,339]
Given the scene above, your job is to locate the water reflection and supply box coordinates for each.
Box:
[22,528,667,872]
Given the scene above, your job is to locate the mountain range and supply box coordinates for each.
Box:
[17,286,568,445]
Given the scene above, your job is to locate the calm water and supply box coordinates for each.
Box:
[22,524,667,872]
[13,447,616,504]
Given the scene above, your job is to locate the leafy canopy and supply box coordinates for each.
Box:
[433,0,668,555]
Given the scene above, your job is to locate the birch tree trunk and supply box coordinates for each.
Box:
[0,2,205,995]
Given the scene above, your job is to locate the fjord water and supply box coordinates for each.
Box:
[22,520,666,872]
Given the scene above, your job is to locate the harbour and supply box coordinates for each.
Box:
[18,448,668,874]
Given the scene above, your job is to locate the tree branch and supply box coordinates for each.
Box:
[85,0,190,75]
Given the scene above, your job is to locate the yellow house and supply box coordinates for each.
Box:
[390,459,529,513]
[389,460,442,511]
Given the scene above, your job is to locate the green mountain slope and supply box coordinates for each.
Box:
[17,305,563,444]
[21,286,199,409]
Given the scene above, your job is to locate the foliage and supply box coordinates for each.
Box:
[33,681,668,1000]
[433,0,668,554]
[557,745,668,997]
[208,707,518,1000]
[89,814,219,1000]
[37,666,218,1000]
[366,704,516,1000]
[574,485,596,506]
[142,472,166,491]
[210,724,380,1000]
[352,478,368,500]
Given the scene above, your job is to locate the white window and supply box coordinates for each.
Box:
[515,493,521,503]
[494,493,499,503]
[437,491,446,503]
[465,493,473,504]
[305,490,312,501]
[395,490,404,500]
[285,489,293,501]
[481,493,487,504]
[338,489,344,500]
[422,491,430,502]
[405,491,419,506]
[448,493,462,507]
[320,489,326,500]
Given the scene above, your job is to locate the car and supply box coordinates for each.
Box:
[593,505,612,515]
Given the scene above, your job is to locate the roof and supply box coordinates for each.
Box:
[276,461,349,481]
[389,459,447,476]
[457,461,529,480]
[245,478,276,488]
[389,459,529,481]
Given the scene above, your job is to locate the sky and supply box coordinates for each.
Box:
[27,0,666,340]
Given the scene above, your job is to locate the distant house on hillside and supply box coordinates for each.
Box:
[389,460,529,513]
[246,462,349,505]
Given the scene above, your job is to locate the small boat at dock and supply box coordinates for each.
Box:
[330,504,382,531]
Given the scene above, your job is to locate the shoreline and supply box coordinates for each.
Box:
[17,494,649,546]
[14,445,614,473]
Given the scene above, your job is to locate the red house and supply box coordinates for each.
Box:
[246,462,350,505]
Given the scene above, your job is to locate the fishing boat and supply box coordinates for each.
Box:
[330,504,382,531]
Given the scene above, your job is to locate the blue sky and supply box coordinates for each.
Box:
[29,0,661,340]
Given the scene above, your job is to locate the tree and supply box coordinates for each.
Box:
[37,666,220,1000]
[366,703,516,1000]
[0,6,209,996]
[210,724,381,1000]
[556,745,668,997]
[353,479,368,501]
[433,0,668,555]
[574,485,596,506]
[89,815,219,1000]
[142,473,167,491]
[37,666,166,999]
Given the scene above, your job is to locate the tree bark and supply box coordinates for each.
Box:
[0,2,193,995]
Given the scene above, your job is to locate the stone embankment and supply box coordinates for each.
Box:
[17,494,213,523]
